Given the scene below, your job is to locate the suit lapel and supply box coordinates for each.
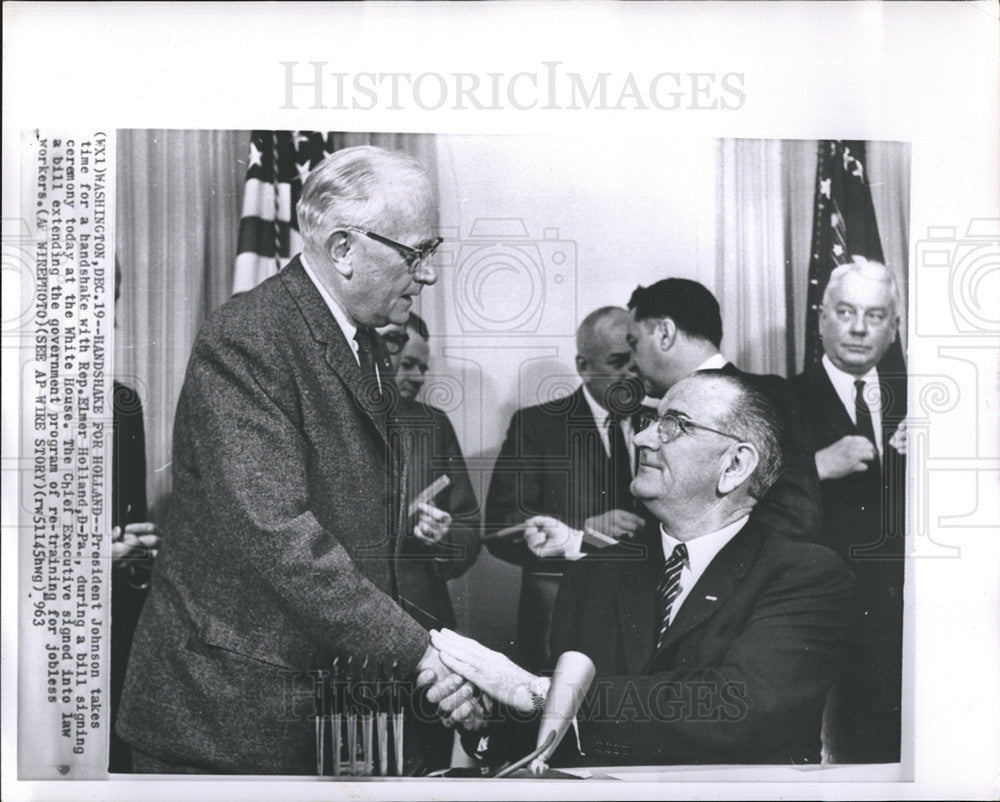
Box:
[655,521,762,656]
[614,534,663,675]
[279,258,394,446]
[810,365,857,440]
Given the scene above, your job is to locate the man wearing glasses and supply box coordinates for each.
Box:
[117,146,472,774]
[428,371,855,766]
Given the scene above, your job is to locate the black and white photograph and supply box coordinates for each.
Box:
[3,3,999,801]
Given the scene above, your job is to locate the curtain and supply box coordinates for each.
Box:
[716,139,789,376]
[115,129,251,517]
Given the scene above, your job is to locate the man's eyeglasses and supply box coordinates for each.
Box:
[380,330,410,355]
[645,410,742,445]
[347,227,443,275]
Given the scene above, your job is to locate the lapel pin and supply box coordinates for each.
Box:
[705,595,718,602]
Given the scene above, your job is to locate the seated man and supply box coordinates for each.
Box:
[430,371,856,766]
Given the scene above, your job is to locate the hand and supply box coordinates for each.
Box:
[111,522,161,565]
[524,516,584,560]
[415,643,449,689]
[583,509,645,541]
[431,628,543,715]
[413,502,451,546]
[424,671,492,731]
[888,420,907,455]
[815,436,877,480]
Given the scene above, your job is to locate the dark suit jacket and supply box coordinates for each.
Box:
[718,363,823,542]
[791,363,906,763]
[110,382,149,773]
[117,258,430,774]
[485,387,647,668]
[475,520,855,766]
[392,398,481,630]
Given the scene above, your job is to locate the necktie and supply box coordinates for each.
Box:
[353,326,400,417]
[608,416,635,512]
[854,379,880,465]
[656,542,688,649]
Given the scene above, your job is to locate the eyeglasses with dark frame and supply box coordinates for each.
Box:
[642,409,743,445]
[346,227,443,275]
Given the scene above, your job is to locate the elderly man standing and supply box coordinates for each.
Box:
[432,371,855,766]
[792,257,907,764]
[117,146,463,774]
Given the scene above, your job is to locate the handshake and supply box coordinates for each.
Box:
[414,629,548,731]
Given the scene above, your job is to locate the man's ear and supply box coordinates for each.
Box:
[718,442,759,495]
[657,318,677,352]
[325,231,353,278]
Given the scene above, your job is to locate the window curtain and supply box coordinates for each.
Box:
[115,129,252,517]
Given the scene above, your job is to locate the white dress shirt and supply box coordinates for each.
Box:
[659,514,749,624]
[300,253,361,366]
[694,352,729,373]
[821,354,883,456]
[581,383,636,472]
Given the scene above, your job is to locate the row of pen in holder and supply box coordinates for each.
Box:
[312,656,407,777]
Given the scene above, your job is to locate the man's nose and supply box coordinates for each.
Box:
[414,262,438,286]
[849,314,868,336]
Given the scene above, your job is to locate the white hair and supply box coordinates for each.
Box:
[296,145,433,249]
[821,256,901,312]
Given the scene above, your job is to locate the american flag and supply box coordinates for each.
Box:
[804,140,905,373]
[233,130,341,294]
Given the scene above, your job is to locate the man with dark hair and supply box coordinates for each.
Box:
[624,278,822,541]
[792,258,906,764]
[486,306,649,671]
[431,371,855,766]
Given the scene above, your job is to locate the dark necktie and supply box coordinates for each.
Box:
[353,326,400,416]
[608,416,635,512]
[854,378,880,466]
[656,542,688,650]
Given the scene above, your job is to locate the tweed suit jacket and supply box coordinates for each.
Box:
[117,257,430,774]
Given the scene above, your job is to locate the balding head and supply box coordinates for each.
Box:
[575,307,636,410]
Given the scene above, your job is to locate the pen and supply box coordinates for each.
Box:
[331,657,342,776]
[314,668,326,776]
[376,665,389,776]
[346,656,357,776]
[391,659,404,776]
[361,657,374,776]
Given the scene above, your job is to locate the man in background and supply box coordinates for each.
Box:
[624,278,822,542]
[378,312,482,631]
[118,146,471,774]
[792,257,906,764]
[485,306,648,671]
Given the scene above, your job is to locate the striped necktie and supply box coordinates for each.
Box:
[656,543,689,649]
